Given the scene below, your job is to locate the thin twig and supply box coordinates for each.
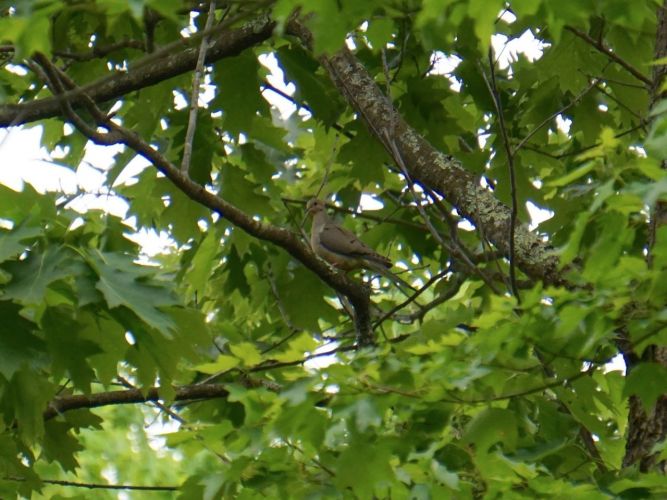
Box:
[396,276,466,324]
[520,122,646,159]
[260,82,353,138]
[443,369,591,404]
[261,267,302,354]
[387,133,501,293]
[586,73,646,89]
[282,197,311,243]
[315,133,339,199]
[181,0,217,174]
[115,376,233,463]
[30,55,121,144]
[116,376,186,424]
[372,269,455,329]
[53,39,146,61]
[379,48,496,292]
[282,196,427,230]
[250,343,358,372]
[359,377,422,398]
[130,7,263,72]
[417,181,504,283]
[4,476,178,491]
[480,53,520,301]
[513,78,599,155]
[594,82,647,123]
[565,25,651,87]
[285,441,336,477]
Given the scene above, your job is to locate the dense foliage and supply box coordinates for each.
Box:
[1,0,667,497]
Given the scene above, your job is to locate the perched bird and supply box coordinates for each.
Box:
[306,198,413,290]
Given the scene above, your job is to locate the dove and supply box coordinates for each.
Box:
[306,198,414,290]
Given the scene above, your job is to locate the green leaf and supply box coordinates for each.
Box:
[91,250,178,335]
[195,355,239,374]
[0,184,55,223]
[468,0,503,52]
[352,397,381,432]
[558,211,590,267]
[276,44,342,125]
[42,307,99,393]
[275,267,338,331]
[547,162,595,187]
[229,342,262,367]
[3,246,76,305]
[212,51,268,134]
[42,421,83,472]
[335,438,393,498]
[219,163,273,217]
[299,1,353,56]
[624,363,667,411]
[0,224,42,264]
[273,332,319,362]
[0,301,46,379]
[77,311,128,386]
[337,122,387,188]
[646,112,667,158]
[431,460,459,490]
[609,473,667,496]
[463,408,518,452]
[3,368,53,443]
[161,182,210,242]
[184,226,220,293]
[582,212,634,281]
[365,18,395,50]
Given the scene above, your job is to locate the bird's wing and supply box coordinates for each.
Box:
[319,222,391,268]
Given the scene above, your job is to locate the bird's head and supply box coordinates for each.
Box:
[306,198,326,215]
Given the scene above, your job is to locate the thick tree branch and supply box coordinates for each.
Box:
[44,384,231,420]
[0,15,277,127]
[285,20,562,285]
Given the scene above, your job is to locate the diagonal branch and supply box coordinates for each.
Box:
[480,53,520,301]
[285,20,563,285]
[30,54,374,345]
[514,77,599,155]
[565,25,652,87]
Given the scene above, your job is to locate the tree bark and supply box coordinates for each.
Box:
[623,0,667,472]
[44,384,230,420]
[285,20,562,286]
[0,16,276,126]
